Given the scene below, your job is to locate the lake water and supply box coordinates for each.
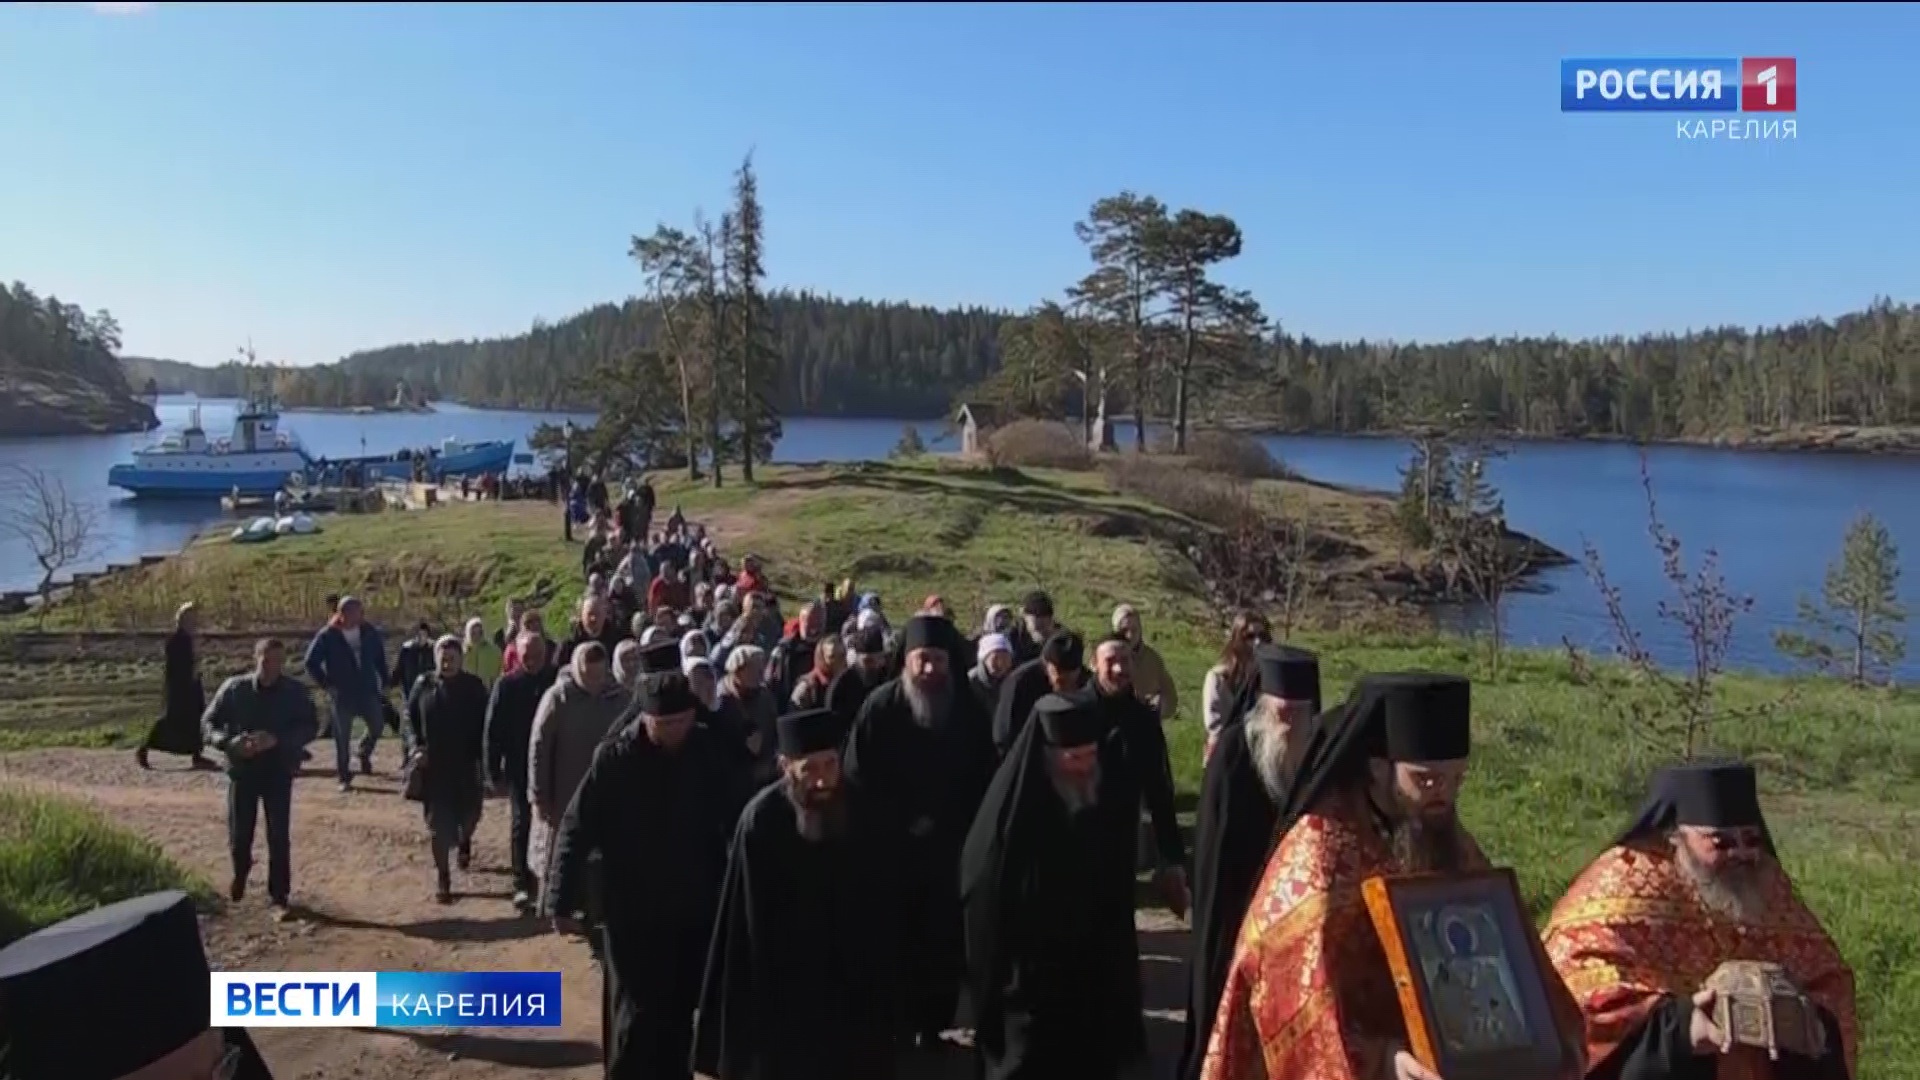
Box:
[3,395,1915,679]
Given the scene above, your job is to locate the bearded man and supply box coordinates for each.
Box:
[961,691,1150,1080]
[1201,672,1586,1080]
[842,614,1000,1051]
[1179,643,1323,1080]
[694,708,899,1080]
[1543,759,1857,1080]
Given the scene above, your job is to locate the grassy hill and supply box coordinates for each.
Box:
[0,459,1914,1073]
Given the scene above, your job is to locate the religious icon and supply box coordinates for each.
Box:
[1363,869,1576,1080]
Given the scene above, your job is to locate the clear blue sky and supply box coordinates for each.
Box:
[2,2,1912,365]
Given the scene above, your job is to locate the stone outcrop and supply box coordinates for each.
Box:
[0,367,158,436]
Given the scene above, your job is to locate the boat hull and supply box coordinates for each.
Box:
[329,441,516,481]
[108,464,306,499]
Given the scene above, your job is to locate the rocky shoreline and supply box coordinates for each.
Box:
[0,369,157,436]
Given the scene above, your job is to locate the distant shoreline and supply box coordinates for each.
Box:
[147,394,1920,458]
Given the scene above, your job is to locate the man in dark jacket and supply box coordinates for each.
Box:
[484,631,558,913]
[390,622,436,701]
[557,594,627,670]
[1005,591,1057,667]
[202,637,319,918]
[406,635,491,904]
[303,595,389,792]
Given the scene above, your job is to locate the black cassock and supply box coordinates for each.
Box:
[960,712,1146,1080]
[1176,719,1292,1080]
[1601,997,1849,1080]
[841,676,998,1039]
[545,722,749,1080]
[146,628,206,756]
[693,783,899,1080]
[990,658,1054,756]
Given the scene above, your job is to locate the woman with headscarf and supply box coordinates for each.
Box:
[680,628,711,662]
[684,656,720,712]
[405,635,490,903]
[980,604,1014,638]
[968,632,1016,715]
[790,636,847,712]
[137,602,213,771]
[462,617,501,686]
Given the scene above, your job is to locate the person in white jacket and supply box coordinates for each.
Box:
[1199,610,1272,762]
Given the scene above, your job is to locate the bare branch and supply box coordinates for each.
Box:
[0,464,100,611]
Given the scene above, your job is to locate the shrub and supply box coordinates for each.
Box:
[1187,430,1289,479]
[0,788,208,946]
[890,425,928,460]
[987,420,1092,471]
[1103,457,1244,528]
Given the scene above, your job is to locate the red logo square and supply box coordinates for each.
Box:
[1741,57,1796,112]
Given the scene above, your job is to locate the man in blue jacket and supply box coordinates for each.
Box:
[304,594,389,792]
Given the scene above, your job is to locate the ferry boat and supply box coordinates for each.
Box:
[107,397,310,498]
[107,394,517,499]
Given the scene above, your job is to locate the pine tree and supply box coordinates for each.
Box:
[724,153,781,482]
[1775,512,1908,685]
[1069,193,1172,452]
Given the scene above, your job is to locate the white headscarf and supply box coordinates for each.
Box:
[977,633,1012,664]
[982,604,1013,634]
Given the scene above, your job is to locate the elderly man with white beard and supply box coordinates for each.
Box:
[1178,643,1323,1080]
[843,613,1000,1053]
[1543,759,1858,1080]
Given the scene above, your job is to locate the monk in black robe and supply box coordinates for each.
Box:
[0,889,275,1080]
[1088,633,1189,909]
[842,614,999,1050]
[1177,643,1323,1080]
[825,625,889,733]
[694,708,899,1080]
[991,629,1086,755]
[961,691,1148,1080]
[545,673,749,1080]
[138,601,213,770]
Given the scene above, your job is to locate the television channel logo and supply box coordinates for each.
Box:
[1560,58,1796,113]
[211,971,563,1029]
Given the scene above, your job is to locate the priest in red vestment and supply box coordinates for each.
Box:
[1200,671,1585,1080]
[1543,759,1858,1080]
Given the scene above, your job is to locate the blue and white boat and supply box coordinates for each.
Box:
[108,398,311,498]
[107,394,517,499]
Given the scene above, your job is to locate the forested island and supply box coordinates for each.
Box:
[0,282,156,436]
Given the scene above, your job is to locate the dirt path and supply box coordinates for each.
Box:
[1,744,1193,1079]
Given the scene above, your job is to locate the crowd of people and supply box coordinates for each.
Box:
[103,472,1862,1080]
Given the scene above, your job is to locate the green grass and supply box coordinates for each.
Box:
[0,788,211,946]
[1,459,1915,1073]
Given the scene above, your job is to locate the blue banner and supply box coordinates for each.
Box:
[374,971,563,1028]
